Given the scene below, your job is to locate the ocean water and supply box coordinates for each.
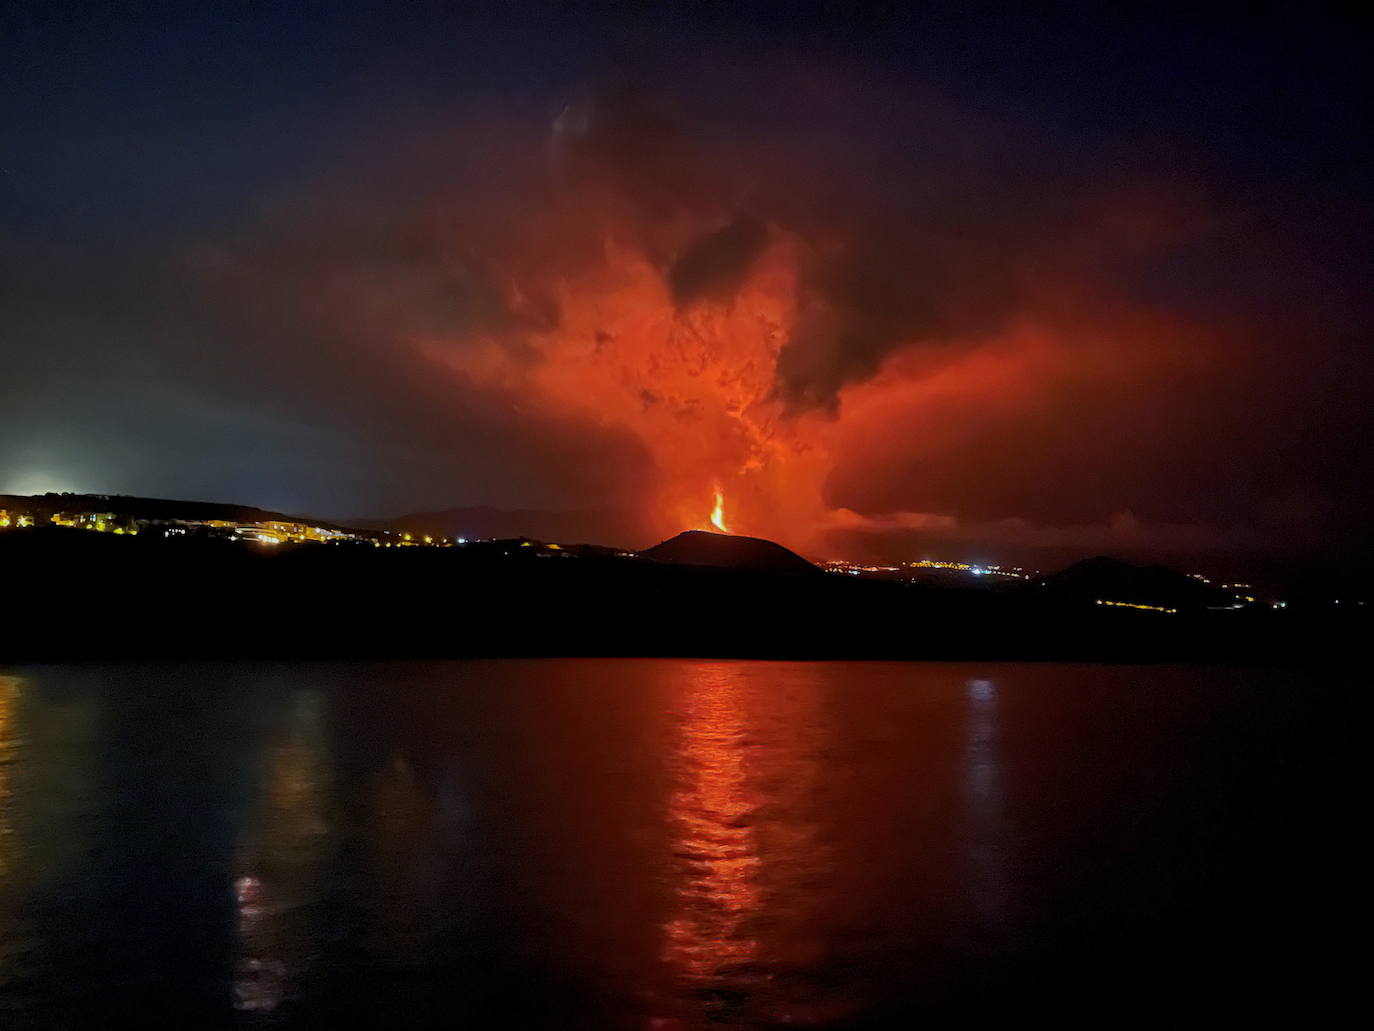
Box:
[0,660,1356,1028]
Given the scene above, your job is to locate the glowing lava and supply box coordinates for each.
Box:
[710,491,728,533]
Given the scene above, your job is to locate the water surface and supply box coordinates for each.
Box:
[0,661,1356,1027]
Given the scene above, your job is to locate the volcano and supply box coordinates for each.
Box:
[638,529,818,575]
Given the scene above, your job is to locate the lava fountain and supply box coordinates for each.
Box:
[710,490,729,534]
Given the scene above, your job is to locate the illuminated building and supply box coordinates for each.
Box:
[49,511,138,534]
[0,508,34,530]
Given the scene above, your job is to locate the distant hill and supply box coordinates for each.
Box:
[1042,555,1233,610]
[639,530,818,575]
[0,492,361,533]
[360,505,652,549]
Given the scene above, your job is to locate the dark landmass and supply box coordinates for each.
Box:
[1043,556,1235,609]
[1,524,1367,663]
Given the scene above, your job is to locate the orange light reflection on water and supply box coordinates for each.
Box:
[656,663,845,1028]
[661,665,761,981]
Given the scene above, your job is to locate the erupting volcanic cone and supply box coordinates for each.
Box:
[638,530,818,576]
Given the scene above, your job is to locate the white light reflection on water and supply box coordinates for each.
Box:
[232,689,335,1014]
[962,677,1013,946]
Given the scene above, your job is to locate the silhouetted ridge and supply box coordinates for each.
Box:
[1043,555,1231,610]
[0,491,358,532]
[362,504,649,548]
[639,530,818,575]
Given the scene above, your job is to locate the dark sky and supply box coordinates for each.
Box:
[2,2,1370,572]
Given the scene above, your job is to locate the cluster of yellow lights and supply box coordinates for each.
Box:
[1190,573,1259,604]
[386,532,450,547]
[157,516,448,547]
[906,560,1027,577]
[10,509,468,548]
[822,561,901,573]
[822,557,1036,580]
[48,512,136,535]
[1220,582,1257,603]
[369,531,464,547]
[908,559,1031,577]
[1095,599,1178,614]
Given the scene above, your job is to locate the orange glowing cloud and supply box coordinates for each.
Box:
[406,192,1241,556]
[200,85,1325,562]
[418,224,841,547]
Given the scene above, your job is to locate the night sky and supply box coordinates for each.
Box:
[2,3,1370,573]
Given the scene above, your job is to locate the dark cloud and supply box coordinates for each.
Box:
[668,215,770,307]
[2,4,1370,570]
[552,83,713,231]
[775,222,1026,412]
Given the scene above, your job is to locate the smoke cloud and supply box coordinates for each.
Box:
[168,71,1372,562]
[7,9,1364,572]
